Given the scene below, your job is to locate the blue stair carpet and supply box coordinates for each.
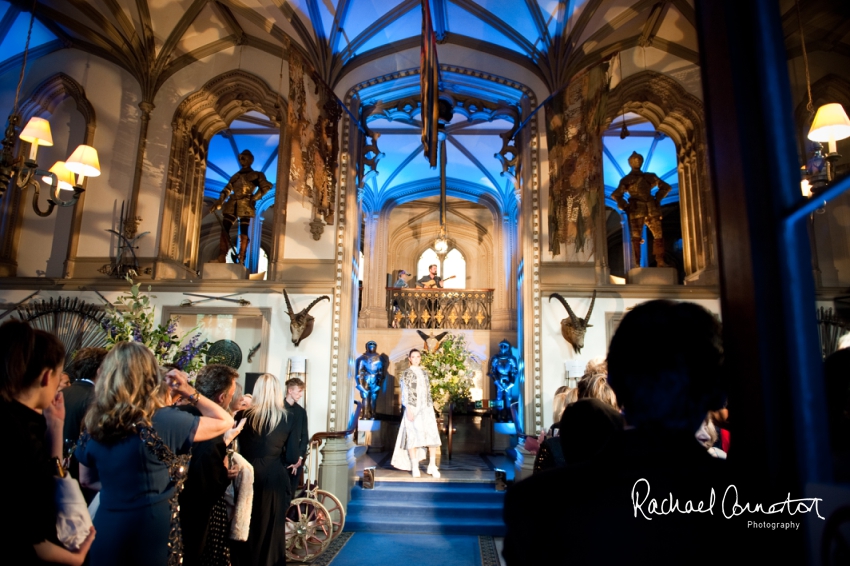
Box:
[327,533,487,566]
[345,481,506,536]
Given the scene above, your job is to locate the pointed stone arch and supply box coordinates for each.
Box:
[154,70,287,278]
[605,70,717,285]
[0,73,96,277]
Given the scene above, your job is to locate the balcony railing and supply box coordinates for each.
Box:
[386,287,493,330]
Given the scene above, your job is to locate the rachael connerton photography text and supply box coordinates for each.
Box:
[631,478,826,520]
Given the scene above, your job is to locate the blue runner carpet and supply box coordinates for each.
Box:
[327,533,488,566]
[346,481,506,535]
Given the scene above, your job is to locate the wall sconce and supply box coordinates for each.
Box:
[0,9,99,217]
[1,117,100,218]
[807,103,850,186]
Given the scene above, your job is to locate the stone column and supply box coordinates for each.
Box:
[358,213,389,329]
[127,100,154,225]
[267,95,291,281]
[491,214,517,330]
[0,160,24,276]
[319,436,354,510]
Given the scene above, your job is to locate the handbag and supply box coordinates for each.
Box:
[54,473,93,551]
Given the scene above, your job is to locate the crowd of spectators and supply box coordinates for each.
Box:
[0,319,307,566]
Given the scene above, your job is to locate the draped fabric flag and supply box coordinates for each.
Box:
[421,0,440,168]
[545,65,607,258]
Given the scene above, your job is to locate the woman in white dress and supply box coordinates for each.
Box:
[391,349,442,478]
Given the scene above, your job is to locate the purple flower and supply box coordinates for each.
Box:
[101,319,119,339]
[174,334,207,370]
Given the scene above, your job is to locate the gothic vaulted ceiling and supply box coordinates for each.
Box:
[1,1,847,215]
[2,0,707,96]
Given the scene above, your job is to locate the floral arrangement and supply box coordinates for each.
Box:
[422,333,477,414]
[101,277,211,373]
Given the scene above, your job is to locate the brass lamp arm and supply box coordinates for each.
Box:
[21,166,85,218]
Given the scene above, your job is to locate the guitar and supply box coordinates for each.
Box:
[420,275,456,288]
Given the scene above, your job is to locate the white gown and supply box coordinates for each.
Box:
[391,366,442,470]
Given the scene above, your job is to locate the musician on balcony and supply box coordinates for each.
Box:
[417,264,443,289]
[417,264,442,327]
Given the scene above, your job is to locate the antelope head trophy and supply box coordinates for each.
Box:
[549,291,596,354]
[283,289,330,346]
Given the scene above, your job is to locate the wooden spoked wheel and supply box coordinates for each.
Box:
[284,498,331,562]
[315,489,345,541]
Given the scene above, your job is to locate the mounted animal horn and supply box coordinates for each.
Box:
[549,290,597,355]
[283,289,330,346]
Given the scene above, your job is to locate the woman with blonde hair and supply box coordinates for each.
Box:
[577,373,619,412]
[551,386,571,430]
[232,373,291,566]
[76,341,233,565]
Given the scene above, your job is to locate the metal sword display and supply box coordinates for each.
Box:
[180,293,251,307]
[0,290,40,321]
[100,201,150,278]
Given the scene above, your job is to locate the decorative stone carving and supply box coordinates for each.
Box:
[288,41,308,193]
[357,104,383,209]
[287,45,340,237]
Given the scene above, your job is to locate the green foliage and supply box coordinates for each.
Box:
[421,333,477,413]
[101,276,211,373]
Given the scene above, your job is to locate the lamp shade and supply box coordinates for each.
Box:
[65,145,101,178]
[19,117,54,146]
[808,103,850,143]
[43,161,77,192]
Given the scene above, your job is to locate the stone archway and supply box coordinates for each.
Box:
[154,70,285,278]
[0,73,96,277]
[605,71,717,285]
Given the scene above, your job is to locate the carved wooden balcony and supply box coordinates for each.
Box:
[386,287,493,330]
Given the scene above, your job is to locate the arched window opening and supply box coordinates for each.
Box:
[416,246,467,288]
[417,249,440,281]
[201,110,279,274]
[603,112,682,282]
[442,249,466,288]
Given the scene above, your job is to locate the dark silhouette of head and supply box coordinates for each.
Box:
[607,300,725,433]
[559,398,625,463]
[0,319,65,402]
[65,347,108,383]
